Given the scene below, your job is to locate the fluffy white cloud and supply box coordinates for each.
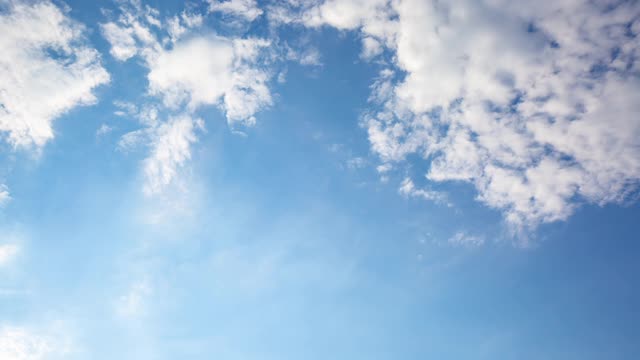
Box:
[166,12,204,43]
[102,1,276,194]
[103,1,274,126]
[0,1,109,149]
[300,0,640,231]
[208,0,263,22]
[148,36,273,125]
[100,0,162,61]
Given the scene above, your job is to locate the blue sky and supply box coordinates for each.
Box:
[0,0,639,359]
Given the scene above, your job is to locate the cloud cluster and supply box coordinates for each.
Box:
[294,0,640,231]
[102,1,274,126]
[102,0,275,194]
[148,36,273,125]
[0,1,109,149]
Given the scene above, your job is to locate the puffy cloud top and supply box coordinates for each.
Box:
[294,0,640,231]
[0,1,109,149]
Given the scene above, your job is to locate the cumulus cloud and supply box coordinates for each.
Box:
[102,1,274,126]
[102,1,276,194]
[148,36,273,125]
[0,1,110,149]
[100,0,162,61]
[299,0,640,232]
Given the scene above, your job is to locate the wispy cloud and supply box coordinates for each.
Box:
[115,279,153,319]
[399,178,449,206]
[208,0,264,22]
[143,115,204,196]
[0,244,19,267]
[447,231,485,249]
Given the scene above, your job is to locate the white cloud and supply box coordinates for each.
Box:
[208,0,263,22]
[361,36,383,59]
[398,178,449,205]
[0,185,10,207]
[285,43,322,66]
[102,0,273,116]
[148,36,273,125]
[0,326,52,360]
[102,2,277,195]
[100,1,162,61]
[0,244,19,267]
[302,0,391,31]
[143,115,204,196]
[167,12,204,43]
[0,1,110,149]
[115,106,204,195]
[0,325,72,360]
[346,157,367,170]
[301,0,640,232]
[447,231,485,248]
[96,124,113,137]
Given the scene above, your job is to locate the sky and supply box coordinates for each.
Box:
[0,0,639,359]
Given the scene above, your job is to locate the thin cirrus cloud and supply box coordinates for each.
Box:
[275,0,640,233]
[208,0,264,22]
[0,1,109,149]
